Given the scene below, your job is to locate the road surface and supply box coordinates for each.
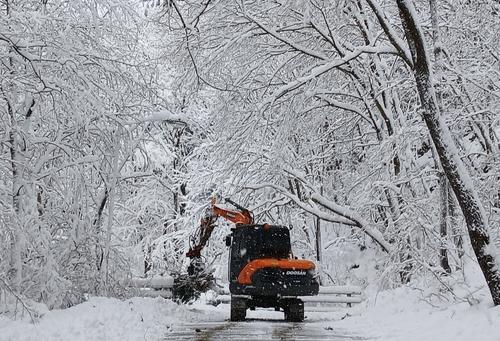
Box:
[164,309,372,341]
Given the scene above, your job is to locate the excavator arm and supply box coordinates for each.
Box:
[186,198,253,258]
[173,198,254,303]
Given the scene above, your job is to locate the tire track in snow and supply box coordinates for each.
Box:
[164,320,371,340]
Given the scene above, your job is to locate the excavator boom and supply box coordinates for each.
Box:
[186,198,253,258]
[212,205,253,225]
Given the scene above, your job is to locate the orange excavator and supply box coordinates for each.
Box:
[184,198,319,322]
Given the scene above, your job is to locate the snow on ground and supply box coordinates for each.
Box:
[1,286,500,340]
[331,286,500,341]
[0,296,225,341]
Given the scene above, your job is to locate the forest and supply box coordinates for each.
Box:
[1,0,499,340]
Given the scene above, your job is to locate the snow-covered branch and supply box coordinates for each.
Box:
[248,181,391,253]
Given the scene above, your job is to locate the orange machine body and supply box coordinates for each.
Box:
[237,258,315,285]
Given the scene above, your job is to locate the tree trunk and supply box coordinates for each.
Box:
[448,185,464,261]
[7,99,22,291]
[315,215,323,285]
[5,92,35,292]
[102,149,119,295]
[315,216,322,263]
[396,0,500,305]
[429,0,451,275]
[439,175,451,273]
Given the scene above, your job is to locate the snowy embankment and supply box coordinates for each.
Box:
[1,287,499,340]
[0,296,224,341]
[331,286,500,341]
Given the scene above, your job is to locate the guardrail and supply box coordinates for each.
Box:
[214,285,362,307]
[131,276,363,307]
[312,285,363,307]
[130,275,174,298]
[131,275,174,289]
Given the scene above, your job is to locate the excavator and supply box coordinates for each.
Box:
[183,198,319,322]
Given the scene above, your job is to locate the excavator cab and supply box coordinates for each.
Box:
[228,225,291,281]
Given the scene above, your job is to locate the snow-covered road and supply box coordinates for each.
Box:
[164,320,369,341]
[163,309,371,341]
